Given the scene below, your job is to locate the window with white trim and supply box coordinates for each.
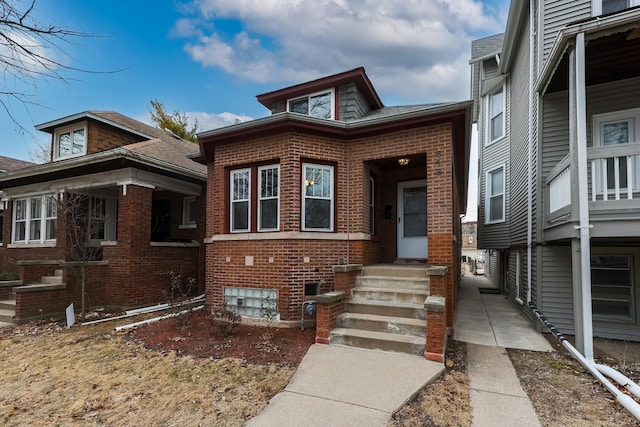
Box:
[181,196,197,228]
[302,163,334,231]
[54,123,87,160]
[230,164,280,232]
[13,194,57,243]
[258,165,279,231]
[485,165,505,223]
[593,109,640,196]
[231,169,250,232]
[288,89,334,119]
[487,86,505,144]
[600,0,640,14]
[89,196,117,241]
[591,254,635,321]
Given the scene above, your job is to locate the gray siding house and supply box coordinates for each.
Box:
[471,0,640,357]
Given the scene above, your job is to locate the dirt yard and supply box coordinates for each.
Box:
[1,310,640,426]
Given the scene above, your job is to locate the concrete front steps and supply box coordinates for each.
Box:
[0,269,65,325]
[329,264,429,356]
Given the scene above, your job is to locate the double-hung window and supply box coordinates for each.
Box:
[486,165,505,223]
[302,163,334,231]
[591,254,635,322]
[488,86,505,144]
[54,123,87,160]
[230,164,280,232]
[288,90,334,119]
[13,194,57,243]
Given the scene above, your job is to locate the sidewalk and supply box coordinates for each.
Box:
[455,274,552,427]
[247,344,443,426]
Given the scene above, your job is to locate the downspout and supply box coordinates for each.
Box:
[574,32,594,360]
[526,0,535,304]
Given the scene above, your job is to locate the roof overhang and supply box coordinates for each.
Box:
[0,147,206,190]
[197,101,473,215]
[536,8,640,94]
[256,67,384,111]
[35,111,154,140]
[499,0,529,74]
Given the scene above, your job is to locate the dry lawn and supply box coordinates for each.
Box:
[0,319,293,426]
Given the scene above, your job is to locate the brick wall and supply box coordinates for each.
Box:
[86,120,144,155]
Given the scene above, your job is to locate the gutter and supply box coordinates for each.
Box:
[0,146,206,186]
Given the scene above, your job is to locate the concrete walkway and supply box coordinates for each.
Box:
[247,344,443,426]
[455,274,552,427]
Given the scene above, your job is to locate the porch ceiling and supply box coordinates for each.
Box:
[369,154,427,171]
[547,29,640,93]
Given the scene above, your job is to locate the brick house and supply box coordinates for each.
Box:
[0,111,206,322]
[196,68,472,361]
[0,156,35,247]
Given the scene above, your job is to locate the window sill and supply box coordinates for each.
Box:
[206,231,371,242]
[7,242,57,248]
[485,136,506,147]
[179,224,197,229]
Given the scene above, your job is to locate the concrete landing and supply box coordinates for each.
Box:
[247,344,443,426]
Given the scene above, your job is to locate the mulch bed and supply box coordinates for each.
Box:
[129,309,317,366]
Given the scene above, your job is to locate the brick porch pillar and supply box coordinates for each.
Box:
[314,291,346,345]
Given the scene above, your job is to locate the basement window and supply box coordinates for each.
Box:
[224,287,278,319]
[591,254,635,322]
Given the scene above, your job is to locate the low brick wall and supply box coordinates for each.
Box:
[332,264,362,297]
[0,280,21,300]
[315,291,346,345]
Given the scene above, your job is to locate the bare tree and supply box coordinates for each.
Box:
[0,0,100,130]
[59,191,102,322]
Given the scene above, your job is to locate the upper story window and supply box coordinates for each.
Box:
[54,122,87,160]
[288,89,334,119]
[600,0,640,14]
[485,165,505,224]
[230,164,280,233]
[13,194,57,243]
[302,163,334,231]
[488,86,505,144]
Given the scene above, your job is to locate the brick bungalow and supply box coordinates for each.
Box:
[196,68,471,361]
[0,111,206,322]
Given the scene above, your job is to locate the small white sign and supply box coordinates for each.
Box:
[66,303,75,329]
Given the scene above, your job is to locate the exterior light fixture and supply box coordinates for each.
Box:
[398,158,410,166]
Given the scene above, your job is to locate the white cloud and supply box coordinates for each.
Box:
[178,0,506,101]
[135,111,253,133]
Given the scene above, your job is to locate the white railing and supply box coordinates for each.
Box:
[588,142,640,201]
[549,167,571,212]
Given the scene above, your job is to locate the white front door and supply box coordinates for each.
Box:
[397,179,427,259]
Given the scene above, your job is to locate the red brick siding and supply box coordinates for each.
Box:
[86,120,144,155]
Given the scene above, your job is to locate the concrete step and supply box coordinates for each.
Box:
[336,312,426,337]
[356,276,429,291]
[0,299,16,311]
[41,276,63,285]
[0,308,15,323]
[352,287,429,304]
[329,328,426,356]
[346,300,425,320]
[362,265,428,278]
[54,269,63,277]
[0,321,14,328]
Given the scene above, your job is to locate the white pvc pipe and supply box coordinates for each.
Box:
[114,305,204,332]
[595,364,640,400]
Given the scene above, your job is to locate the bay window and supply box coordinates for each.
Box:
[230,164,280,232]
[302,163,334,231]
[13,194,57,243]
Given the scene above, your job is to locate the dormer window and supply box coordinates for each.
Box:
[54,122,87,160]
[288,89,334,119]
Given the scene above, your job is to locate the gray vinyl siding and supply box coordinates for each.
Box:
[483,58,499,79]
[586,76,640,129]
[478,81,511,249]
[508,16,531,246]
[540,91,570,178]
[471,62,480,121]
[540,244,575,334]
[541,0,591,62]
[485,249,501,288]
[339,83,370,121]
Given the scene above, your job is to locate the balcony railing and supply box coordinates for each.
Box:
[546,142,640,222]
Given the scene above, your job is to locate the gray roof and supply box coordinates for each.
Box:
[350,103,454,123]
[124,138,206,175]
[0,156,35,172]
[471,33,504,62]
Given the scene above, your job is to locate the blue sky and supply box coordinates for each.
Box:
[1,0,510,218]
